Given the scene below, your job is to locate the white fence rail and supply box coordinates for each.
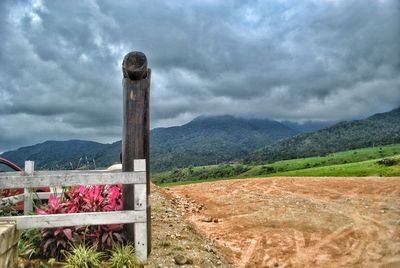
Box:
[0,160,148,262]
[0,170,146,188]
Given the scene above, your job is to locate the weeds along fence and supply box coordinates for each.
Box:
[0,159,148,262]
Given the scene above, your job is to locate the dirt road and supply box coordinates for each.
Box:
[167,177,400,267]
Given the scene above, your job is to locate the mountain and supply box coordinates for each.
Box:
[1,116,298,171]
[4,107,399,172]
[80,115,300,171]
[281,120,336,133]
[150,115,299,170]
[248,107,400,163]
[1,140,110,170]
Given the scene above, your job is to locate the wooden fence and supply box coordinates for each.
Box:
[0,160,148,262]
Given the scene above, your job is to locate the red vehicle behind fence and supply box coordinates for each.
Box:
[0,157,50,211]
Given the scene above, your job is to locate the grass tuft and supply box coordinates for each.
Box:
[106,243,141,268]
[63,244,104,268]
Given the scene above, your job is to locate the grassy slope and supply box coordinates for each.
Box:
[154,144,400,187]
[243,144,400,176]
[270,158,400,177]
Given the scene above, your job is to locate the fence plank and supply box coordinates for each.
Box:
[0,210,146,229]
[134,184,146,211]
[134,222,147,262]
[0,170,146,177]
[24,161,34,176]
[0,171,145,189]
[24,161,34,215]
[134,159,146,172]
[34,192,51,200]
[134,181,147,262]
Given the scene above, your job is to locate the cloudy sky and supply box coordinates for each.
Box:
[0,0,399,152]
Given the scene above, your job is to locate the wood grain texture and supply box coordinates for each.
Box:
[122,52,151,254]
[0,210,146,229]
[144,69,152,253]
[0,171,145,188]
[122,52,148,80]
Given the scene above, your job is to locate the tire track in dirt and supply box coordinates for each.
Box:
[168,177,400,267]
[261,179,400,267]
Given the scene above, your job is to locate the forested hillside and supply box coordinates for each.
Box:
[248,107,400,163]
[1,140,109,169]
[150,115,298,170]
[1,115,298,171]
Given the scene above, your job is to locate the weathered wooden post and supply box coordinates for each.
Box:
[121,51,151,256]
[23,161,34,215]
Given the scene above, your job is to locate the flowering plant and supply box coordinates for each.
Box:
[37,184,125,259]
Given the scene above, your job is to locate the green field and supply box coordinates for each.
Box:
[152,144,400,186]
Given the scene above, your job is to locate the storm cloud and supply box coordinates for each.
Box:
[0,0,399,151]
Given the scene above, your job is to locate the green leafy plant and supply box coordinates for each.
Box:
[18,229,41,259]
[63,244,105,268]
[106,243,141,268]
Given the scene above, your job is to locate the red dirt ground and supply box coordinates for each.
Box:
[167,177,400,268]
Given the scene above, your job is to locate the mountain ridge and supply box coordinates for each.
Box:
[248,106,400,163]
[2,115,300,171]
[1,140,110,170]
[2,107,399,171]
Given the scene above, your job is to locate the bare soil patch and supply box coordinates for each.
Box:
[145,184,233,267]
[167,177,400,267]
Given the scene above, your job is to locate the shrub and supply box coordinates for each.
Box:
[377,158,398,166]
[40,226,79,259]
[261,166,275,174]
[106,243,141,268]
[36,184,125,259]
[63,244,105,268]
[36,194,80,259]
[85,224,125,251]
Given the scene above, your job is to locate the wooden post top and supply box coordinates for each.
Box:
[122,51,148,80]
